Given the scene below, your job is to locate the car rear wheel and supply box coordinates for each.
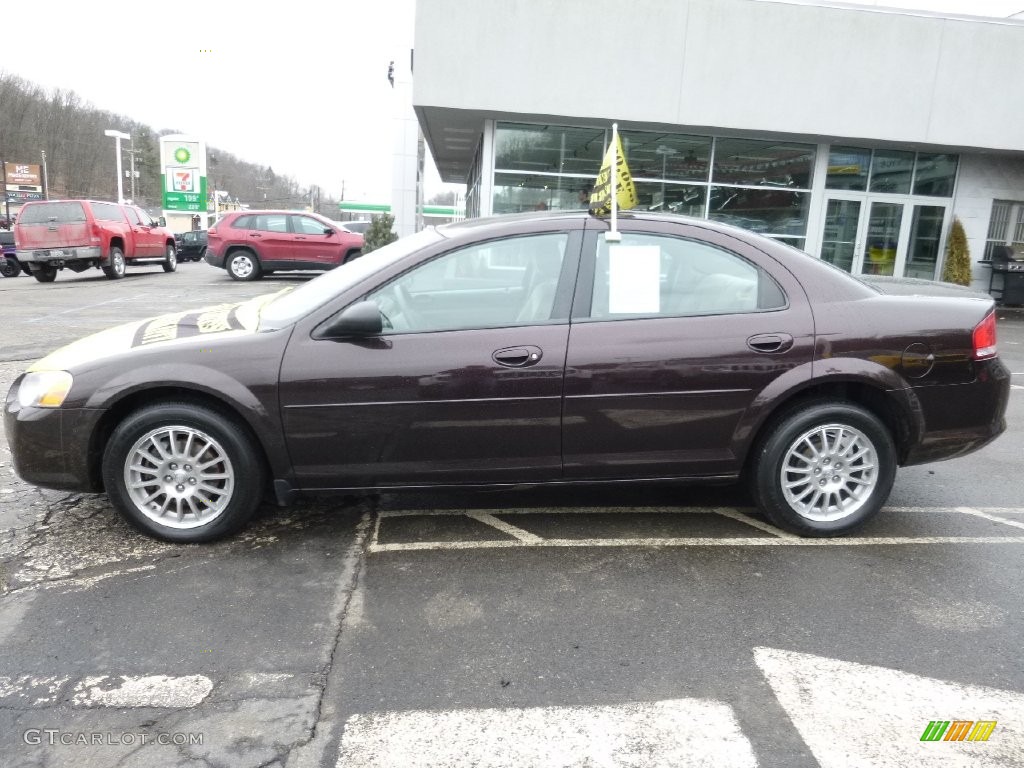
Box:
[749,401,896,536]
[0,257,19,278]
[198,246,207,262]
[101,403,266,543]
[227,250,261,281]
[344,249,362,263]
[32,265,57,283]
[103,247,126,280]
[162,244,177,272]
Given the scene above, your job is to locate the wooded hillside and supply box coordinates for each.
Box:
[0,72,334,213]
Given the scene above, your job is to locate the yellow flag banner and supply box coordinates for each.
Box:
[589,133,638,217]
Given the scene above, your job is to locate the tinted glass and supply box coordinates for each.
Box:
[0,231,14,245]
[708,187,809,240]
[124,208,141,225]
[712,138,815,188]
[258,215,289,233]
[620,131,712,183]
[292,216,330,235]
[232,215,257,230]
[367,233,569,333]
[913,154,958,197]
[589,233,786,319]
[869,150,914,194]
[632,181,706,217]
[826,146,871,191]
[495,123,605,176]
[18,201,86,225]
[92,202,125,222]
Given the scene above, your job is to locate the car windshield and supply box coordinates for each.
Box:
[258,227,445,330]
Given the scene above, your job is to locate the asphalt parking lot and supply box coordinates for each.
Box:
[1,263,1023,767]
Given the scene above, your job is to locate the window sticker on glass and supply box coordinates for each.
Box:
[608,246,661,314]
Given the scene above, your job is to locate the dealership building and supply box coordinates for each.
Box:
[411,0,1024,290]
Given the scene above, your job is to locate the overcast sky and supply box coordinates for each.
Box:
[2,0,1021,203]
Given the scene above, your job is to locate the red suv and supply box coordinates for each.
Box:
[205,210,364,281]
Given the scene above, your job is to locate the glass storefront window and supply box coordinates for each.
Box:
[495,123,606,176]
[904,205,946,279]
[869,150,914,194]
[707,187,809,240]
[632,181,706,217]
[493,172,590,214]
[712,138,816,188]
[913,154,958,197]
[619,131,711,183]
[826,146,871,191]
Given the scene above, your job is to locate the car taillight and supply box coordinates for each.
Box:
[972,312,997,360]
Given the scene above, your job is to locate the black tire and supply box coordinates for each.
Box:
[344,249,362,264]
[21,264,32,276]
[103,246,127,280]
[748,400,896,537]
[226,249,262,281]
[32,265,57,283]
[162,243,177,273]
[0,258,18,278]
[101,402,266,543]
[199,246,207,262]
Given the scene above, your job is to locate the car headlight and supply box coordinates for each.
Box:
[17,371,74,408]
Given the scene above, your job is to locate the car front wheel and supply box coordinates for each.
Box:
[32,265,57,283]
[101,403,266,542]
[162,244,177,272]
[1,257,19,278]
[227,250,261,281]
[749,401,896,537]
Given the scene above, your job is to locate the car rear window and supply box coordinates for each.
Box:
[91,202,125,222]
[18,201,87,225]
[0,231,14,245]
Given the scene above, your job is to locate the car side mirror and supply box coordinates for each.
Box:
[158,217,166,227]
[320,300,383,338]
[323,228,334,236]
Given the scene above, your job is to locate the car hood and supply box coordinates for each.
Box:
[862,276,992,301]
[29,292,284,373]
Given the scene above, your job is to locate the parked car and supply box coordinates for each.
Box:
[4,211,1009,543]
[0,231,23,277]
[205,210,363,280]
[14,200,177,282]
[339,220,371,235]
[176,230,208,262]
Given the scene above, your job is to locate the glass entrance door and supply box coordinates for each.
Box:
[821,197,862,272]
[860,201,904,276]
[903,204,947,280]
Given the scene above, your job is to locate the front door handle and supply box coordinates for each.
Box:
[493,346,543,368]
[747,333,794,354]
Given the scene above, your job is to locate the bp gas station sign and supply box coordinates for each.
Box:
[159,136,207,212]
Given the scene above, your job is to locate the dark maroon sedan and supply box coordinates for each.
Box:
[4,212,1010,542]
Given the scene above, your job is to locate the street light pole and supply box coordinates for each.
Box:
[104,129,131,204]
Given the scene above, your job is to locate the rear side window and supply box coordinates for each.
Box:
[18,202,86,225]
[231,215,257,230]
[91,202,125,222]
[589,232,787,319]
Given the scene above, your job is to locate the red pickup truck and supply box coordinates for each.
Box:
[14,200,178,283]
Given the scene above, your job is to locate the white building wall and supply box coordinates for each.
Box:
[415,0,1024,152]
[953,155,1024,289]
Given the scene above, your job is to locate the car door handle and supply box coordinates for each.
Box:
[249,233,262,238]
[493,346,543,368]
[747,333,794,353]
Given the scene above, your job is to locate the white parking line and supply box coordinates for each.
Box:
[70,674,213,708]
[467,511,544,543]
[368,507,1024,554]
[337,698,759,768]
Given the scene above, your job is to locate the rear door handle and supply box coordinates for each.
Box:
[493,346,543,368]
[747,333,794,353]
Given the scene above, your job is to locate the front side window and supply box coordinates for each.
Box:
[367,233,569,334]
[124,207,142,225]
[292,215,330,235]
[588,233,786,320]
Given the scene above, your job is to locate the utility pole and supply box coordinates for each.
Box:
[41,150,49,200]
[127,138,138,203]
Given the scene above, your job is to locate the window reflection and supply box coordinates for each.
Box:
[712,138,815,188]
[913,154,958,197]
[869,150,914,194]
[620,131,711,183]
[708,187,809,239]
[495,124,605,176]
[826,146,871,191]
